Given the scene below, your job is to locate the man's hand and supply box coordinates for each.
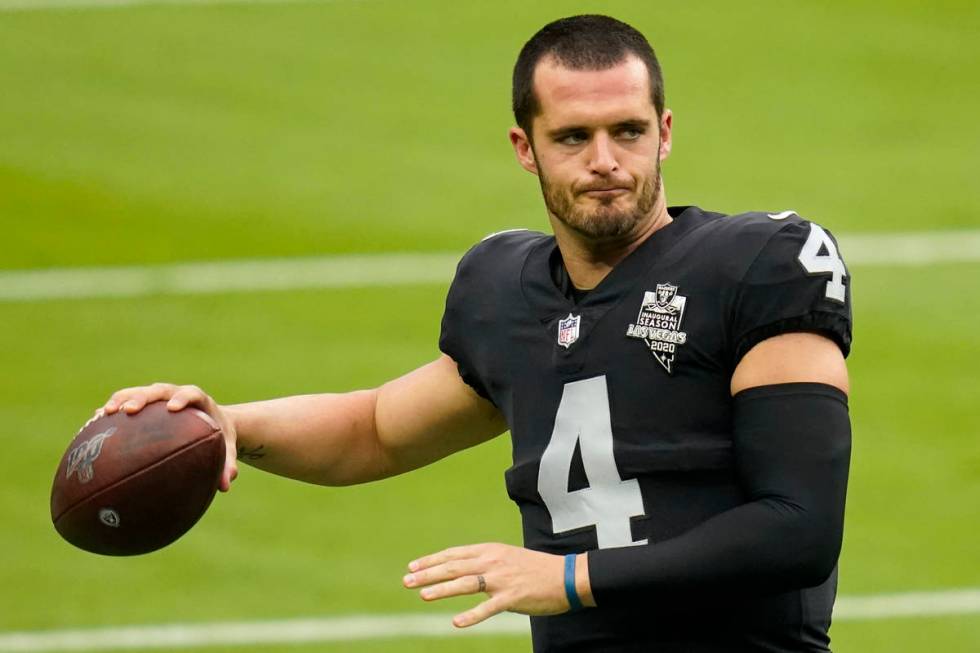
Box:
[92,356,504,490]
[403,543,593,627]
[102,383,239,492]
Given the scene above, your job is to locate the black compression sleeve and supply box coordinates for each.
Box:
[588,383,851,603]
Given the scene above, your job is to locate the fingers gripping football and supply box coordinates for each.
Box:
[403,543,569,627]
[102,383,239,491]
[105,382,174,414]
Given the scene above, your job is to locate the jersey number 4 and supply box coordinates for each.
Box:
[537,376,647,549]
[798,223,847,303]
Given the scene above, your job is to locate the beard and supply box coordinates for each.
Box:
[538,158,661,242]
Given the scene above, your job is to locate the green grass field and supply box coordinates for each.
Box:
[1,0,978,651]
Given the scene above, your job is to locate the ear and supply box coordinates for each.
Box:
[658,109,673,162]
[509,127,538,175]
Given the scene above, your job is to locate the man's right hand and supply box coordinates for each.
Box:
[96,356,505,489]
[103,383,239,492]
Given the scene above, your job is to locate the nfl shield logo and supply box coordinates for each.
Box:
[557,313,581,348]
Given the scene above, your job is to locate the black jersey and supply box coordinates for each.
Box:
[439,206,852,652]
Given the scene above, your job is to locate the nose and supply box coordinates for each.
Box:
[587,132,619,176]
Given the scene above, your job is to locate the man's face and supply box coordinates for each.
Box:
[511,55,672,242]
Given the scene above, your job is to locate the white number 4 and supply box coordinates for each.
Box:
[537,376,646,549]
[798,223,847,303]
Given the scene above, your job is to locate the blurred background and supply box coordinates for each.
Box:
[1,0,977,651]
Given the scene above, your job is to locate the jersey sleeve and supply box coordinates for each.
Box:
[439,245,494,402]
[731,219,852,364]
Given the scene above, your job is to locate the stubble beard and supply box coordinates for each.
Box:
[539,158,662,242]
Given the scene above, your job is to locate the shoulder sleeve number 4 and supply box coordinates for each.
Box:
[798,223,847,303]
[537,376,646,549]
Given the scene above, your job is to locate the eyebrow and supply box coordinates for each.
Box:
[546,119,652,139]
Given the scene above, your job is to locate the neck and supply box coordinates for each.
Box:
[551,186,671,290]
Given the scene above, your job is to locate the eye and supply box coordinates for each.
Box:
[618,127,645,141]
[557,131,588,146]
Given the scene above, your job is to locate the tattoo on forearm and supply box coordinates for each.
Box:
[237,444,267,461]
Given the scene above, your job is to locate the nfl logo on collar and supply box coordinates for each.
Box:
[557,313,581,349]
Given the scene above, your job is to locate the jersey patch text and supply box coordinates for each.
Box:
[626,283,688,373]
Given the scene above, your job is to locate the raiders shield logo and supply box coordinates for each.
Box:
[99,508,121,528]
[626,283,689,373]
[557,313,581,348]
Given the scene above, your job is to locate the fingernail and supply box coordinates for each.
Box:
[420,588,432,599]
[403,574,415,586]
[123,401,136,411]
[408,560,419,572]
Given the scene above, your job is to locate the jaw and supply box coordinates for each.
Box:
[547,204,645,251]
[549,176,668,255]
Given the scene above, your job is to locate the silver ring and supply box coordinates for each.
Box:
[477,575,487,593]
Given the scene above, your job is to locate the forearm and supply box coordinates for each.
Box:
[98,357,503,490]
[588,495,841,604]
[225,389,390,486]
[587,383,850,604]
[223,356,506,487]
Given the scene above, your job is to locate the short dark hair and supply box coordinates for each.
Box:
[512,15,665,134]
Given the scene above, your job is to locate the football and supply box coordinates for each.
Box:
[50,402,225,556]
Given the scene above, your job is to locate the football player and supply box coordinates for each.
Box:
[104,15,851,653]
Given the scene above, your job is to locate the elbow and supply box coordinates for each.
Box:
[781,516,844,588]
[317,388,395,486]
[794,543,841,588]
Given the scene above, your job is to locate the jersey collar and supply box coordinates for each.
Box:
[521,206,707,327]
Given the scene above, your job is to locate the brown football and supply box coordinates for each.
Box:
[51,402,225,556]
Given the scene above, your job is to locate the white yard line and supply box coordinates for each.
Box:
[0,230,978,303]
[842,229,980,266]
[0,589,977,651]
[0,252,462,302]
[0,613,529,652]
[0,0,327,11]
[834,588,980,621]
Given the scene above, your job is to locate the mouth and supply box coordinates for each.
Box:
[581,187,630,199]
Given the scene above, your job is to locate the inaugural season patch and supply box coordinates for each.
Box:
[626,283,688,373]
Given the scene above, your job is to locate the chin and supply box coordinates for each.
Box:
[569,212,643,241]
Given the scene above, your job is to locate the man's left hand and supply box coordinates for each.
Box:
[403,543,587,627]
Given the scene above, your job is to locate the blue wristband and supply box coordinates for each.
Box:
[564,553,584,611]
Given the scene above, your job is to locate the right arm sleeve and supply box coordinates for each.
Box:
[439,249,493,402]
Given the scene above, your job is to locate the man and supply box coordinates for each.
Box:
[103,15,852,652]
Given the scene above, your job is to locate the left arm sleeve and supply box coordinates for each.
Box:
[731,219,852,364]
[588,382,851,602]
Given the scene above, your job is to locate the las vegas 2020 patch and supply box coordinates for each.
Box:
[626,283,688,373]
